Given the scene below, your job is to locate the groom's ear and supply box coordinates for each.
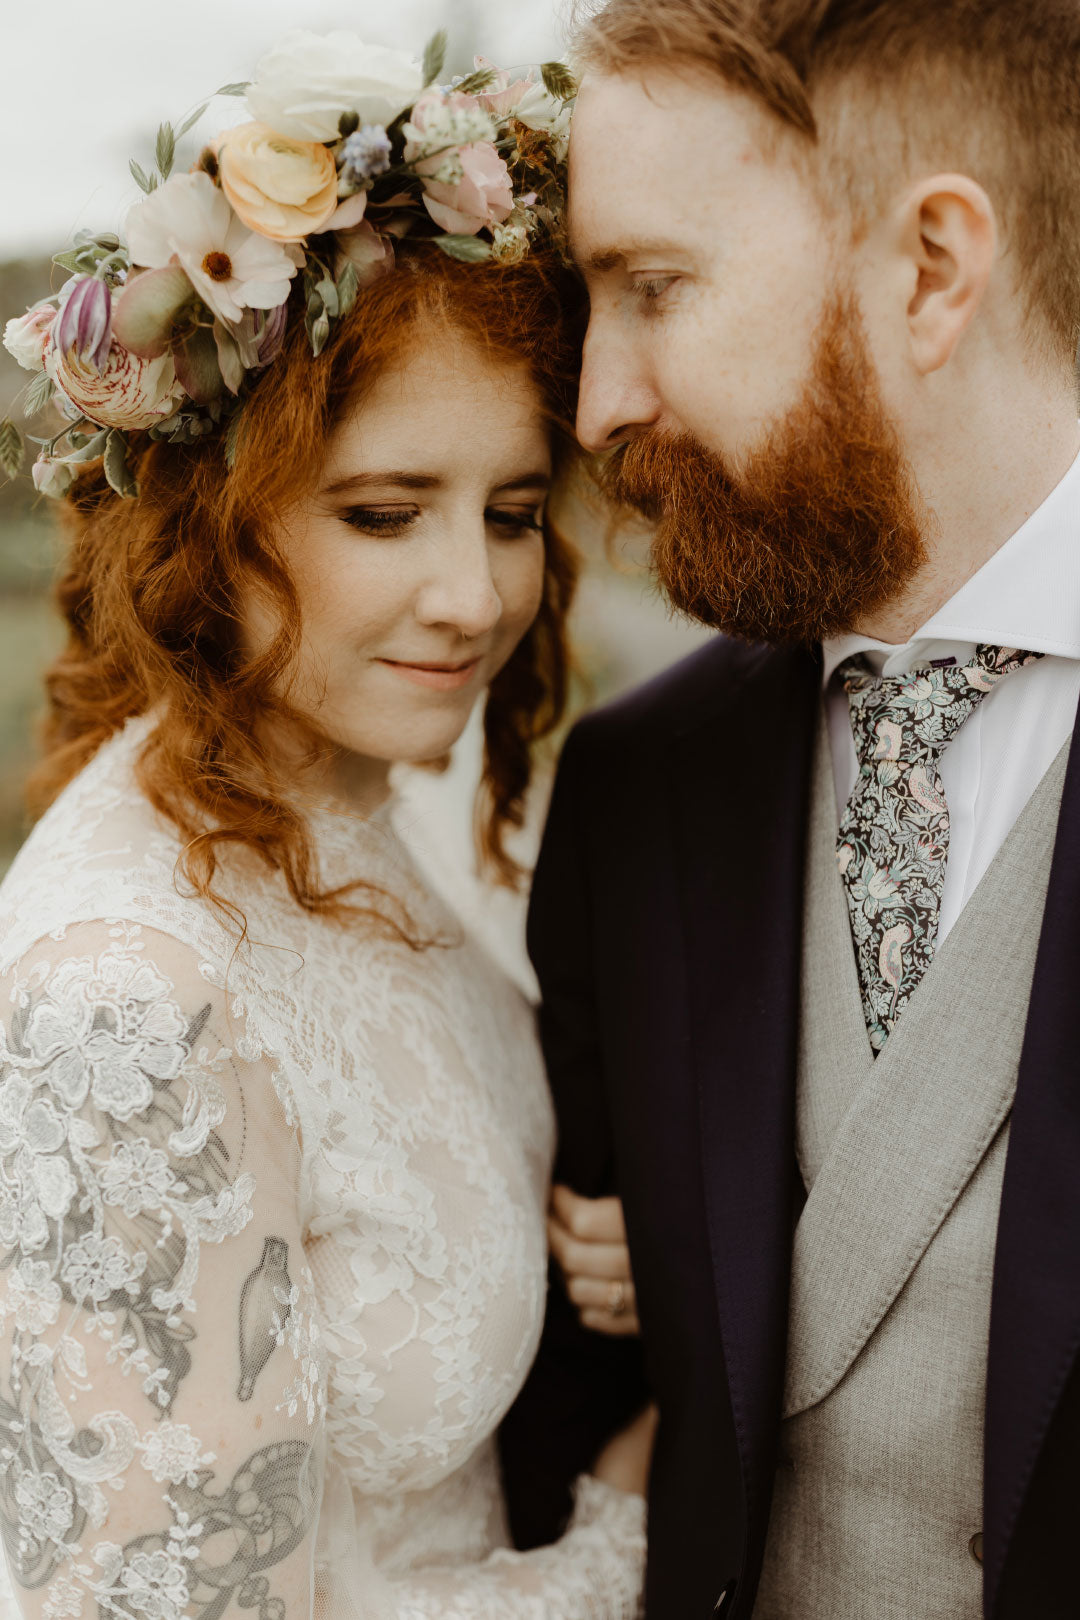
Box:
[892,174,997,375]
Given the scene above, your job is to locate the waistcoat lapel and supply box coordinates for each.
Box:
[668,642,819,1529]
[795,708,875,1190]
[784,736,1069,1419]
[985,711,1080,1616]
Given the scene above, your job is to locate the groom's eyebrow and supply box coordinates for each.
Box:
[578,237,681,272]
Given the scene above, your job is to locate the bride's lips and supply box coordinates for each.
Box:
[377,656,483,691]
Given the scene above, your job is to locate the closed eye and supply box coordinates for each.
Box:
[629,275,680,308]
[340,506,543,539]
[341,506,418,537]
[487,507,543,538]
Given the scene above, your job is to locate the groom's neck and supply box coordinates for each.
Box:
[853,364,1080,645]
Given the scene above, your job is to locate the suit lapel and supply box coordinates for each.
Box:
[668,641,819,1530]
[985,710,1080,1616]
[784,741,1068,1418]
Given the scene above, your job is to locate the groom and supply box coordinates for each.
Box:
[499,3,1080,1617]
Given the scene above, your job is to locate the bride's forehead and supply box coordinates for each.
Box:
[326,349,550,463]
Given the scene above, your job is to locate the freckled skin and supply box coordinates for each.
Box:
[242,331,551,804]
[569,71,837,465]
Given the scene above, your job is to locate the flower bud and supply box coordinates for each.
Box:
[54,276,113,374]
[31,454,77,499]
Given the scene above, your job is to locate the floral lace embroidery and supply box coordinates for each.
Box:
[0,716,645,1619]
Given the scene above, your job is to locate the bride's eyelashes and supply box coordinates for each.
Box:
[341,506,544,539]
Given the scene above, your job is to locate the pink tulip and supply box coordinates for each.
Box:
[54,276,113,373]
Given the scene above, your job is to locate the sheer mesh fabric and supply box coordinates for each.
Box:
[0,716,646,1619]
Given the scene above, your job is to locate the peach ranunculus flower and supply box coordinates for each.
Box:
[415,143,514,237]
[47,340,184,432]
[217,122,339,242]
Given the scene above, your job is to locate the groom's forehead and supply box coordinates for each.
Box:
[567,71,800,262]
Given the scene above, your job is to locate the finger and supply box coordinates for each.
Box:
[548,1220,633,1281]
[580,1306,642,1337]
[565,1275,637,1314]
[551,1185,628,1244]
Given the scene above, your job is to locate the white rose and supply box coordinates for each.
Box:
[247,31,424,142]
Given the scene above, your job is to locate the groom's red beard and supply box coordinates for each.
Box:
[601,295,929,646]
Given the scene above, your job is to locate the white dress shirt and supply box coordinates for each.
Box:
[822,442,1080,945]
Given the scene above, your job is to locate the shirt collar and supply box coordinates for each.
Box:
[821,436,1080,688]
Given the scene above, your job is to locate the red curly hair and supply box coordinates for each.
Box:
[28,246,583,934]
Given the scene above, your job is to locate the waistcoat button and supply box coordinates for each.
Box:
[969,1532,984,1564]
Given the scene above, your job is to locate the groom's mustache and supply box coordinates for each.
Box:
[598,297,929,646]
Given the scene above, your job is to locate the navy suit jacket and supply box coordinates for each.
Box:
[498,635,1080,1620]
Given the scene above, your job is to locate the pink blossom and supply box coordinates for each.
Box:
[3,304,57,373]
[417,142,514,236]
[334,221,395,287]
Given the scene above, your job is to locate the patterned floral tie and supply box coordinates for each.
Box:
[836,645,1044,1052]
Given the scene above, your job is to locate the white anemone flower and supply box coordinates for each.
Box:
[125,172,299,328]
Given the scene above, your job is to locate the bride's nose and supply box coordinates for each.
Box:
[414,527,502,639]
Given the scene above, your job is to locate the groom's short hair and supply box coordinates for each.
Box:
[571,0,1080,363]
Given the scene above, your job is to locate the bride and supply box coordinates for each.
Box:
[0,33,652,1620]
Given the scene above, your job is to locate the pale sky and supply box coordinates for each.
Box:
[0,0,565,261]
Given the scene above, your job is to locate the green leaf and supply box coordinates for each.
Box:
[129,158,157,194]
[23,373,55,418]
[0,419,24,482]
[103,430,138,498]
[422,28,447,87]
[435,234,493,263]
[177,102,209,138]
[309,311,331,357]
[52,249,84,274]
[455,66,496,96]
[338,109,360,139]
[336,260,359,318]
[68,429,108,463]
[540,61,579,102]
[315,276,339,319]
[216,81,250,97]
[156,122,176,180]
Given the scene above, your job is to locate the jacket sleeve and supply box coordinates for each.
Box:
[498,723,650,1551]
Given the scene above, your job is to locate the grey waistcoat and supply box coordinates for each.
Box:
[752,710,1068,1620]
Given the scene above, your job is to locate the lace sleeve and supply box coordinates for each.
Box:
[0,921,325,1620]
[324,1474,646,1620]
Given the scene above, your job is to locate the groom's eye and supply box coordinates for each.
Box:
[629,275,680,309]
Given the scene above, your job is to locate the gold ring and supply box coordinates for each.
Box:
[605,1279,627,1317]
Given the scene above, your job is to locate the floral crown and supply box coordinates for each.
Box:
[0,29,576,500]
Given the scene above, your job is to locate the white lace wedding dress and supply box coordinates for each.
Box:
[0,715,645,1620]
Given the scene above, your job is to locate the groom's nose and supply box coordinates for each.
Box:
[576,321,663,453]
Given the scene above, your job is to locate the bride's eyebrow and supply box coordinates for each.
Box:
[323,471,551,497]
[323,470,443,495]
[493,473,551,494]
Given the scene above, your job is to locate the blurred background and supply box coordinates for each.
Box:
[0,0,711,972]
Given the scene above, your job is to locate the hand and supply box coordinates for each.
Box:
[547,1184,641,1337]
[592,1402,659,1498]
